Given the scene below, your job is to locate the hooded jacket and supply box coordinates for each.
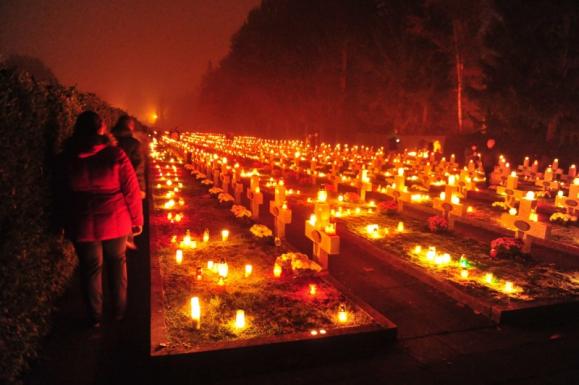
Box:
[57,135,143,242]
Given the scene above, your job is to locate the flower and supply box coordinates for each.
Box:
[217,192,234,203]
[490,237,524,259]
[201,178,214,185]
[549,212,577,226]
[209,187,223,195]
[491,201,509,211]
[195,173,207,180]
[231,204,252,219]
[344,192,360,203]
[275,252,322,273]
[428,215,448,233]
[377,200,398,215]
[249,224,273,238]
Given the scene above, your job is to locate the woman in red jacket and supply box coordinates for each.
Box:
[58,111,143,327]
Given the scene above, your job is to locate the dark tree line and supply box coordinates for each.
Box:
[195,0,579,155]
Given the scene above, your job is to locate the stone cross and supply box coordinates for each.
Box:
[356,169,372,202]
[304,199,339,270]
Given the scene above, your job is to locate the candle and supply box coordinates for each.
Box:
[451,195,460,205]
[531,160,538,173]
[552,158,559,170]
[203,229,210,243]
[544,166,553,182]
[460,269,469,279]
[221,229,230,242]
[504,281,514,293]
[273,263,282,278]
[506,171,518,190]
[235,310,246,329]
[484,273,494,284]
[196,267,203,280]
[244,264,253,278]
[207,260,214,270]
[337,304,348,323]
[190,297,201,329]
[396,221,404,233]
[175,249,183,264]
[317,189,328,202]
[523,156,529,168]
[309,284,317,296]
[217,260,228,278]
[569,164,576,178]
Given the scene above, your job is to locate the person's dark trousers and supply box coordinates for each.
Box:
[74,236,128,323]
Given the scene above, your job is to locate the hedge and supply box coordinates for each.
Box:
[0,67,146,384]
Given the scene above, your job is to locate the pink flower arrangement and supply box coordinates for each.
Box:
[490,237,524,259]
[344,192,360,203]
[428,215,449,233]
[378,200,398,215]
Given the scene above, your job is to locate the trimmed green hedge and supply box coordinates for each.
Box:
[0,67,145,384]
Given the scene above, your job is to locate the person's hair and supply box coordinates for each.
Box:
[67,111,111,151]
[111,115,133,136]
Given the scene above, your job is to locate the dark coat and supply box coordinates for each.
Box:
[57,137,143,242]
[113,127,145,191]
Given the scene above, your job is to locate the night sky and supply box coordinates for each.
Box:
[0,0,259,123]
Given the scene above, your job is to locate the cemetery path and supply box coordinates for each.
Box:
[24,182,579,385]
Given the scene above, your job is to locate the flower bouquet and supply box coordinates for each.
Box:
[427,215,449,233]
[231,204,252,220]
[275,252,322,276]
[549,212,577,226]
[491,201,509,212]
[208,186,223,196]
[344,192,360,203]
[490,237,525,259]
[217,192,234,207]
[249,224,274,244]
[378,200,399,216]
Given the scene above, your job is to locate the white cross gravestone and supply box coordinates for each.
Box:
[555,178,579,215]
[234,182,244,204]
[221,173,231,194]
[269,182,292,239]
[304,191,340,269]
[356,169,373,202]
[246,171,263,220]
[385,167,411,211]
[500,192,551,253]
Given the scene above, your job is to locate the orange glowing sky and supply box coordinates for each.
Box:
[0,0,260,125]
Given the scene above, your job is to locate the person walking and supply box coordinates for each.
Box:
[111,115,146,249]
[482,138,499,187]
[56,111,143,327]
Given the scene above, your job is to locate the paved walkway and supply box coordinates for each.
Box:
[24,200,579,385]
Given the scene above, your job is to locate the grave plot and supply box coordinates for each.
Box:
[148,142,396,361]
[335,207,579,323]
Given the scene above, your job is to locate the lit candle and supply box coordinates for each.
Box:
[203,229,210,243]
[207,260,214,270]
[523,156,529,168]
[337,304,348,323]
[569,164,576,178]
[317,189,328,202]
[460,269,469,279]
[244,264,253,278]
[235,310,246,329]
[309,284,317,296]
[484,273,494,284]
[396,221,404,233]
[504,281,514,293]
[273,263,282,278]
[217,260,228,278]
[221,229,230,242]
[506,171,518,190]
[175,249,183,264]
[190,297,201,329]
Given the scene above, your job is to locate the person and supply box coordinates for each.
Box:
[111,115,145,250]
[56,111,143,327]
[111,115,145,197]
[482,138,498,187]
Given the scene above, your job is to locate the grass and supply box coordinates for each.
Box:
[150,157,375,355]
[340,209,579,305]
